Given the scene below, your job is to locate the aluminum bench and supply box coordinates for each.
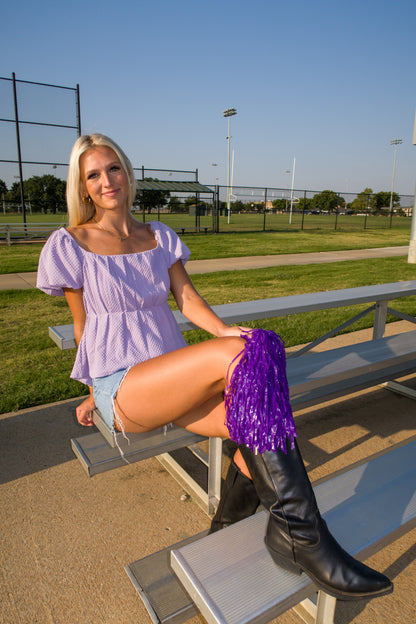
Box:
[70,330,416,499]
[125,438,416,624]
[50,282,416,516]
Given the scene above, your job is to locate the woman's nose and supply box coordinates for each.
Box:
[101,172,111,186]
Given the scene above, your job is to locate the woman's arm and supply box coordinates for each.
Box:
[169,260,249,338]
[63,288,96,426]
[64,287,86,345]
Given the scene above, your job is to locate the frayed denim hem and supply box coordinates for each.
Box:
[92,367,132,463]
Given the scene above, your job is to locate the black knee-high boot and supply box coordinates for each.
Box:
[238,440,393,600]
[209,460,260,534]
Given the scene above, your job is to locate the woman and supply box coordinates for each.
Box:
[37,133,392,601]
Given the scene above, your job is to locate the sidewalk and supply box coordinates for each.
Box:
[0,245,410,289]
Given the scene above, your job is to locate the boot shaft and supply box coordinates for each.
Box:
[238,439,319,521]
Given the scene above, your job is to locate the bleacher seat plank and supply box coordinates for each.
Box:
[287,330,416,407]
[71,426,205,477]
[125,531,209,624]
[49,280,416,349]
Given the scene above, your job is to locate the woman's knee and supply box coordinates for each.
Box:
[218,335,246,358]
[219,336,246,370]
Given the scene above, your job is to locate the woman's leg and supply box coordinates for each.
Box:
[114,336,245,437]
[209,458,260,533]
[238,441,393,600]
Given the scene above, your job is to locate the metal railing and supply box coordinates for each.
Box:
[0,223,65,244]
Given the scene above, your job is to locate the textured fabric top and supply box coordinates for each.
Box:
[37,222,191,386]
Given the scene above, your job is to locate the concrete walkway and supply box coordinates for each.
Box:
[0,245,410,289]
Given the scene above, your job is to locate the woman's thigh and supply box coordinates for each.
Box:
[114,336,244,434]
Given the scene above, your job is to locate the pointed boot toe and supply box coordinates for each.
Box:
[265,511,393,600]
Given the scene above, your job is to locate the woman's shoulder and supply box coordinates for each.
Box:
[41,226,85,261]
[37,227,85,295]
[147,221,190,264]
[148,220,178,240]
[47,225,80,242]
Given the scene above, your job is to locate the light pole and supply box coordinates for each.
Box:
[408,112,416,263]
[223,108,237,223]
[389,139,402,226]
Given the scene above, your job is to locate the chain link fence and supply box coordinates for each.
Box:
[1,73,414,238]
[141,185,413,233]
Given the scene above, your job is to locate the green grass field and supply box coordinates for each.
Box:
[1,210,411,233]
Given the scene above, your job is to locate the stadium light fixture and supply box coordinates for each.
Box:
[223,108,237,223]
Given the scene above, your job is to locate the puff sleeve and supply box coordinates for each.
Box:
[37,228,85,296]
[153,221,191,267]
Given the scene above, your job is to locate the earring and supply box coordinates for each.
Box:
[82,195,92,205]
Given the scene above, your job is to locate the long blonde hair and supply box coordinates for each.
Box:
[66,133,136,226]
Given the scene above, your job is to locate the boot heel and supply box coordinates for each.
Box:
[264,541,302,575]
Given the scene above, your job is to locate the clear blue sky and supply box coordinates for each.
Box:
[1,0,416,196]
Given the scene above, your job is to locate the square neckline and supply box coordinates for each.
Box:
[64,221,159,258]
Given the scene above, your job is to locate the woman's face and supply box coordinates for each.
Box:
[80,146,130,214]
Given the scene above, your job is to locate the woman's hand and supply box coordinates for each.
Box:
[75,394,96,426]
[218,325,253,338]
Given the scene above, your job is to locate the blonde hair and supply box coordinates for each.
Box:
[66,133,136,226]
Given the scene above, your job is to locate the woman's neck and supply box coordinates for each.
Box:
[92,208,135,239]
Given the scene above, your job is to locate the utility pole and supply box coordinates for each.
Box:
[408,112,416,263]
[389,139,402,228]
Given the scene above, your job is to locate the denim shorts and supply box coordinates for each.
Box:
[92,367,131,432]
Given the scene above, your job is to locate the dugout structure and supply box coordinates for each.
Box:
[135,173,216,231]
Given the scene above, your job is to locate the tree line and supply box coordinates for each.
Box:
[0,175,174,215]
[269,189,402,216]
[219,189,403,217]
[0,175,403,216]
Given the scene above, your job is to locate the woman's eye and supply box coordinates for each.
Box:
[87,173,98,180]
[110,165,121,172]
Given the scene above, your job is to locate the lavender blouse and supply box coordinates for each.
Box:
[37,221,191,386]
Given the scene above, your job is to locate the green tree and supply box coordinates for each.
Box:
[230,200,246,212]
[272,199,287,213]
[7,175,66,213]
[312,190,340,213]
[0,179,8,196]
[6,182,20,204]
[372,191,400,214]
[350,188,373,214]
[296,197,314,213]
[6,181,28,212]
[136,178,171,214]
[167,196,183,212]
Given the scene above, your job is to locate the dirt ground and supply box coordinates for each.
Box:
[1,322,415,624]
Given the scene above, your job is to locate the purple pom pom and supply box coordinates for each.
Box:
[224,329,296,454]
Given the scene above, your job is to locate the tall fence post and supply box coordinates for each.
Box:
[300,190,306,230]
[408,183,416,263]
[334,195,339,230]
[364,195,369,230]
[213,186,219,233]
[12,73,27,228]
[76,84,81,136]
